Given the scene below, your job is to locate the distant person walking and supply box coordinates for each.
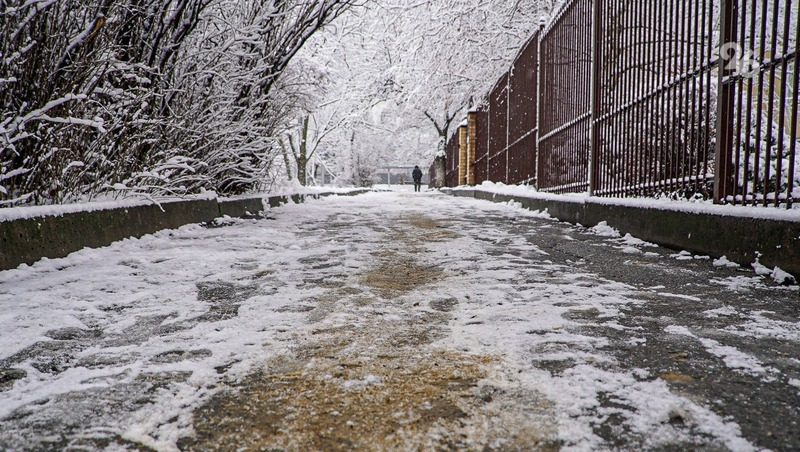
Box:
[412,166,423,192]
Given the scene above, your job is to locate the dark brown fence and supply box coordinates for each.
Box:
[724,0,799,207]
[473,106,489,183]
[538,1,592,193]
[595,0,718,198]
[440,0,799,209]
[507,33,540,184]
[487,73,509,182]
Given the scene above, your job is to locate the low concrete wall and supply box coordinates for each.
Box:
[218,197,266,218]
[0,189,371,271]
[446,188,800,277]
[1,198,219,271]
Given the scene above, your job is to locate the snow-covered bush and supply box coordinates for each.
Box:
[0,0,349,206]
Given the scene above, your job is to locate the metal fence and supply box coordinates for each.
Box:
[508,33,540,184]
[473,106,489,183]
[595,0,719,199]
[441,0,799,208]
[487,73,509,182]
[724,0,799,206]
[539,2,592,193]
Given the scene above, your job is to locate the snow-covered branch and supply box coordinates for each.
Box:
[1,0,352,205]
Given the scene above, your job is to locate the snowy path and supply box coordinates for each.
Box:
[1,191,799,451]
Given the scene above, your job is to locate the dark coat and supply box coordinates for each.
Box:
[412,168,422,182]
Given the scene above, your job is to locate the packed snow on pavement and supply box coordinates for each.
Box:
[1,190,798,450]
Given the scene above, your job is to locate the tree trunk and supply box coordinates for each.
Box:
[433,155,446,188]
[297,156,307,186]
[296,115,310,186]
[279,140,293,180]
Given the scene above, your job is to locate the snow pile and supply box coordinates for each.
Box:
[669,250,710,261]
[769,267,796,285]
[620,233,657,247]
[210,215,244,227]
[751,259,773,276]
[712,256,739,268]
[752,258,796,285]
[589,221,621,237]
[503,200,552,219]
[612,233,659,255]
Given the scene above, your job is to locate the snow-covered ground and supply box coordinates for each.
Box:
[457,181,800,221]
[1,190,798,450]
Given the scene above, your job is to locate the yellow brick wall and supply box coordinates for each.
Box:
[467,112,478,185]
[458,126,468,185]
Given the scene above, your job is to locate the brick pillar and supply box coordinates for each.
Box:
[467,112,478,185]
[458,125,468,185]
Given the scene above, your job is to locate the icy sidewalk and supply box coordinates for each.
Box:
[0,191,798,450]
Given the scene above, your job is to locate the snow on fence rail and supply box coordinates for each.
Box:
[439,0,800,209]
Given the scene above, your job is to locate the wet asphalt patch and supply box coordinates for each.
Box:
[470,208,800,451]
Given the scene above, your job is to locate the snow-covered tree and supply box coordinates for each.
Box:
[280,0,563,179]
[1,0,351,205]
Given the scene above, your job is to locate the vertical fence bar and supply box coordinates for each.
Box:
[773,0,791,206]
[691,0,702,195]
[590,0,603,195]
[703,0,714,188]
[535,26,542,190]
[715,0,737,203]
[560,17,566,189]
[626,1,635,194]
[574,5,580,191]
[505,67,511,184]
[646,0,657,194]
[788,1,800,207]
[633,0,644,195]
[656,0,666,194]
[665,0,675,193]
[669,0,680,193]
[732,0,747,204]
[679,0,689,192]
[633,0,641,195]
[753,0,768,205]
[762,0,780,205]
[680,0,691,191]
[486,95,491,181]
[742,0,757,204]
[612,3,621,195]
[621,2,631,194]
[538,35,547,189]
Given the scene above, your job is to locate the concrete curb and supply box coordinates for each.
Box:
[444,188,800,277]
[0,189,371,271]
